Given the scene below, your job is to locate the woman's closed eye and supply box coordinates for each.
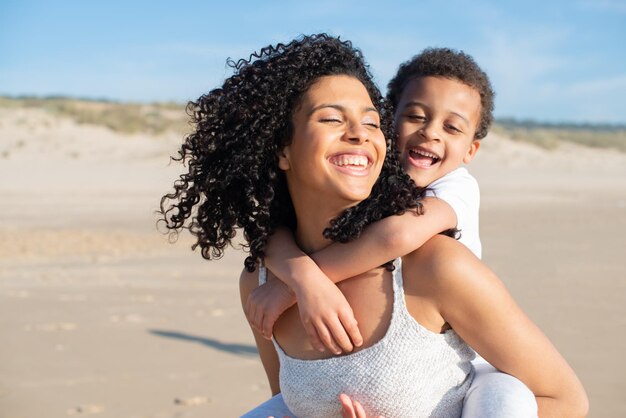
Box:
[319,117,343,124]
[362,117,380,129]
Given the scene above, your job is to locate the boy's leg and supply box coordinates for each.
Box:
[240,393,294,418]
[462,359,538,418]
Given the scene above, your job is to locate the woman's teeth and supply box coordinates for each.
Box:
[330,155,369,167]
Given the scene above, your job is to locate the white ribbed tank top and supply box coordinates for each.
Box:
[259,258,475,418]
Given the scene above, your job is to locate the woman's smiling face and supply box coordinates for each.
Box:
[279,75,386,208]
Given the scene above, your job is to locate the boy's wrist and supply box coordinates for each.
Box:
[290,269,325,299]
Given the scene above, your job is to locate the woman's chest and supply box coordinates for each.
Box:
[273,270,393,359]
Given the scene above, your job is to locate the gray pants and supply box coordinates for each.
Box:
[461,359,538,418]
[240,393,292,418]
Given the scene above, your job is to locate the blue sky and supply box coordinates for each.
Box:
[1,0,625,123]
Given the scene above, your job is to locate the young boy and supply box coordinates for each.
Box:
[243,48,538,417]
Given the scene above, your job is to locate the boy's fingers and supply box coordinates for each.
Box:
[303,321,325,352]
[315,320,342,355]
[244,297,253,322]
[339,310,363,347]
[261,310,277,339]
[261,317,272,339]
[248,300,264,332]
[244,298,258,329]
[327,316,354,353]
[252,306,266,336]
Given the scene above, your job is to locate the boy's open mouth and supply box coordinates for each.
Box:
[408,148,441,168]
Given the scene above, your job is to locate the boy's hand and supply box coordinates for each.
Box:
[293,275,363,355]
[245,278,296,339]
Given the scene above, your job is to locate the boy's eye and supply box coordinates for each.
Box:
[446,124,462,133]
[406,114,426,121]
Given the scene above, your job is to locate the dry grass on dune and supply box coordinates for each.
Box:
[492,119,626,152]
[0,96,189,136]
[1,96,625,153]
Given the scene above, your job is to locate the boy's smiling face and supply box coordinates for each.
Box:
[395,76,481,188]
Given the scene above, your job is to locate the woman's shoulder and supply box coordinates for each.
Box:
[401,235,496,332]
[401,235,488,297]
[404,235,477,272]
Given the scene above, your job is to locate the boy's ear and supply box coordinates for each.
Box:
[277,145,291,171]
[463,140,481,164]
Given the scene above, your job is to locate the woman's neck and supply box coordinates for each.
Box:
[291,199,351,254]
[293,216,333,254]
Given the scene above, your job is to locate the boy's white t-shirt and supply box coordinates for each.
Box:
[425,167,482,259]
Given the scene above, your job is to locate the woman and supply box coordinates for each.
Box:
[160,34,588,417]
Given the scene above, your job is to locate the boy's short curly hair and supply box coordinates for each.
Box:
[387,48,495,139]
[159,34,422,272]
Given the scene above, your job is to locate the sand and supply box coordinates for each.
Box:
[0,106,624,417]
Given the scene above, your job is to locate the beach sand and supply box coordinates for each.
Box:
[0,107,624,417]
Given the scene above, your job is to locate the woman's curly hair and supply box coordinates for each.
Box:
[387,47,495,139]
[159,34,423,272]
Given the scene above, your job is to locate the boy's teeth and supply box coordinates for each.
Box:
[409,149,440,167]
[412,149,438,159]
[330,155,368,167]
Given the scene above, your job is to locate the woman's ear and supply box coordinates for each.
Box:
[278,146,291,171]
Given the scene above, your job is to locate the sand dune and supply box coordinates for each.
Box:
[0,106,624,417]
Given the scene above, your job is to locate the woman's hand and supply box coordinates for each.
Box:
[339,394,384,418]
[275,394,384,418]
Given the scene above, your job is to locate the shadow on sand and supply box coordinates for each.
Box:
[149,329,258,356]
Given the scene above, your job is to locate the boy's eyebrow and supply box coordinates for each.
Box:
[403,101,470,124]
[309,104,378,116]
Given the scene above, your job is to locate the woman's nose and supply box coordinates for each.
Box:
[344,122,369,144]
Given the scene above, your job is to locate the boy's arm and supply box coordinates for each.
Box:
[263,198,456,286]
[246,198,456,353]
[263,198,456,288]
[310,197,456,281]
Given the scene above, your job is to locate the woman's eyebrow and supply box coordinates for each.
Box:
[309,104,378,115]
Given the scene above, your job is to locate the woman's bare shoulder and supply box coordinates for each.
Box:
[401,234,492,303]
[404,235,479,274]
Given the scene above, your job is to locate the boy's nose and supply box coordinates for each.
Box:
[418,123,441,142]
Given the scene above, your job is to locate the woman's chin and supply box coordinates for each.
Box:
[335,187,374,207]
